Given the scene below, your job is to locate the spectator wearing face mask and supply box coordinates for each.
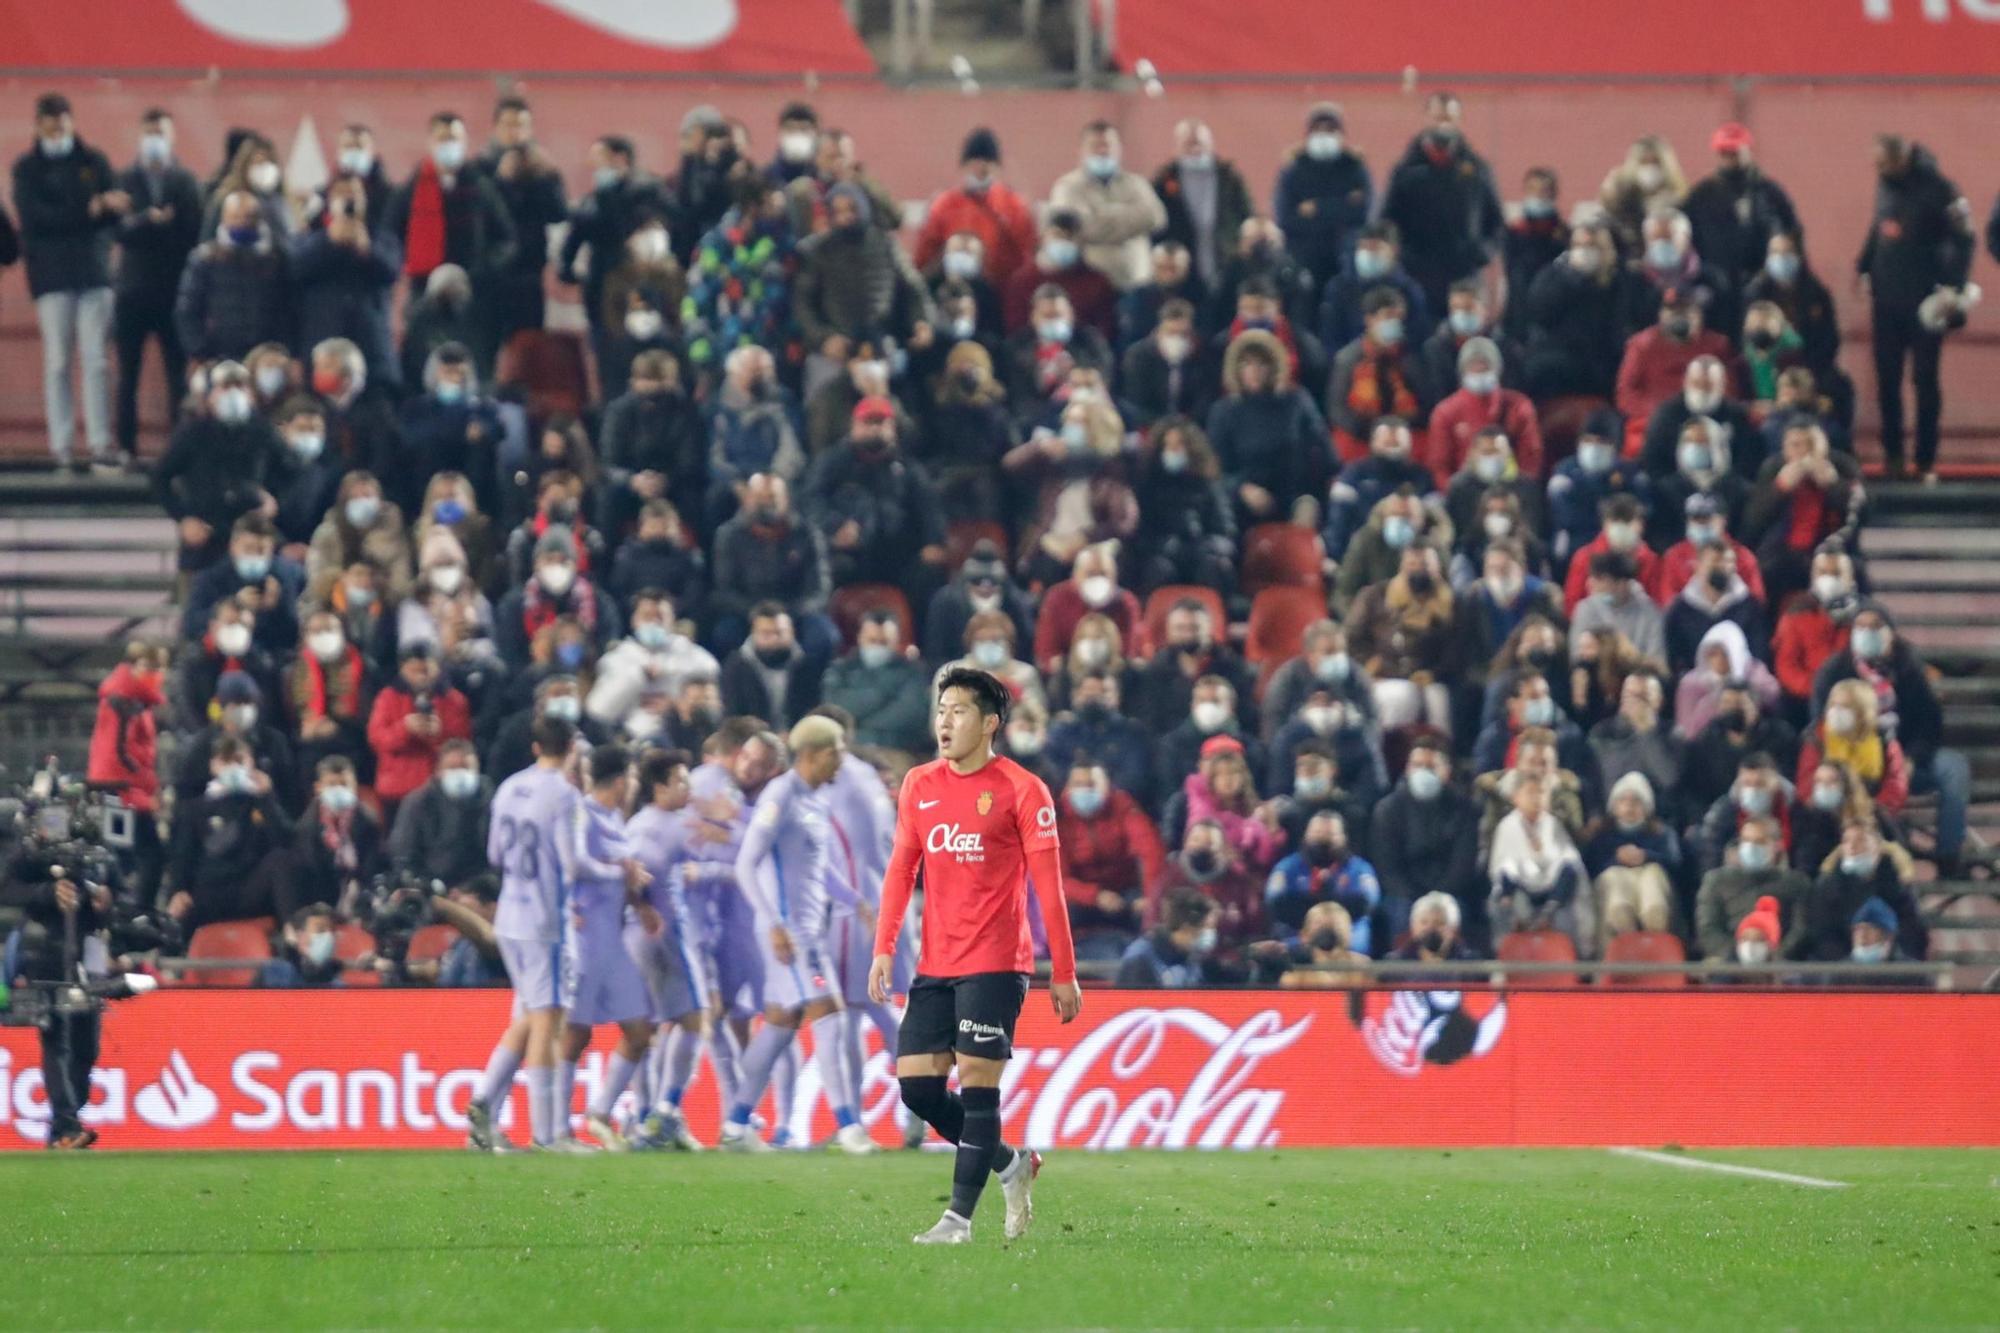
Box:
[1743,423,1862,609]
[1274,103,1375,293]
[1048,120,1167,292]
[1675,621,1780,739]
[923,542,1034,668]
[913,128,1037,289]
[1615,289,1738,451]
[1128,416,1237,595]
[286,609,376,784]
[1451,540,1562,722]
[1546,412,1654,575]
[1830,896,1914,983]
[1346,545,1458,733]
[1598,136,1687,256]
[174,672,301,812]
[1441,430,1545,554]
[478,96,569,348]
[182,514,305,656]
[1694,753,1794,875]
[1262,619,1377,740]
[1381,93,1503,314]
[486,674,598,780]
[585,591,717,729]
[1276,900,1372,986]
[1209,328,1333,527]
[1500,167,1567,344]
[366,642,472,822]
[307,470,412,610]
[792,182,933,370]
[311,335,404,475]
[1684,671,1799,816]
[1681,124,1801,291]
[1001,285,1114,423]
[268,398,341,546]
[1772,547,1858,713]
[1797,679,1909,822]
[170,601,279,735]
[387,743,491,892]
[1791,761,1881,878]
[1523,220,1653,400]
[155,363,285,572]
[394,343,503,525]
[720,602,823,730]
[1421,280,1521,402]
[1422,338,1542,489]
[1786,821,1925,963]
[1044,670,1154,812]
[166,739,295,930]
[1334,489,1450,615]
[1582,772,1684,947]
[113,107,201,463]
[175,190,292,364]
[1371,741,1484,944]
[1473,668,1593,777]
[1318,219,1433,357]
[1122,299,1217,429]
[1630,206,1739,343]
[1157,678,1266,799]
[1741,232,1840,384]
[1273,734,1377,841]
[803,341,919,454]
[559,134,674,336]
[382,111,515,297]
[1651,492,1766,610]
[801,395,950,606]
[1472,727,1589,853]
[1324,419,1432,561]
[948,611,1044,716]
[1116,889,1223,988]
[1724,891,1786,972]
[286,757,383,914]
[1637,355,1758,488]
[201,131,287,237]
[1135,600,1257,734]
[293,173,402,391]
[1118,241,1208,358]
[820,610,932,755]
[1487,773,1589,952]
[257,903,347,989]
[600,286,686,406]
[1327,288,1433,466]
[1043,613,1134,717]
[1209,219,1319,339]
[1561,495,1655,615]
[494,528,622,669]
[1033,543,1146,672]
[15,92,123,469]
[1151,119,1252,292]
[1665,541,1769,674]
[1056,760,1165,959]
[915,341,1016,521]
[1264,810,1381,953]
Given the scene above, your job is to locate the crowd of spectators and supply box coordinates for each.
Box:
[37,85,1981,986]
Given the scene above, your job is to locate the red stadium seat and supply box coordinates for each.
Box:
[333,923,381,988]
[944,519,1009,571]
[1240,523,1325,597]
[406,924,459,964]
[1601,930,1687,987]
[829,583,915,650]
[1244,586,1327,666]
[495,329,590,420]
[182,919,275,987]
[1143,585,1228,652]
[1495,930,1580,987]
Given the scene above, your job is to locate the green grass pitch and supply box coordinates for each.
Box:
[4,1149,1997,1329]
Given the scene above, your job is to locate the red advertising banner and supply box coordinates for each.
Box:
[4,989,1997,1150]
[1117,0,2000,78]
[0,0,875,75]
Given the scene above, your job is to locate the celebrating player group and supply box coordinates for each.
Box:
[461,667,1079,1244]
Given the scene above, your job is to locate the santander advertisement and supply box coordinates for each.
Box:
[4,989,1997,1150]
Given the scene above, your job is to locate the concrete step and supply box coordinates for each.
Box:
[1862,528,2000,557]
[1868,559,2000,590]
[1877,591,2000,626]
[1866,479,2000,520]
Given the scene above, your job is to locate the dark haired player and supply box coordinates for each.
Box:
[870,667,1081,1244]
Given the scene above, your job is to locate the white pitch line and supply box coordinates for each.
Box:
[1607,1147,1850,1189]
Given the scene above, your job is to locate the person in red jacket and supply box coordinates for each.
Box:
[1032,541,1148,672]
[911,127,1037,289]
[1056,758,1167,958]
[1563,493,1659,614]
[1614,288,1736,456]
[1650,492,1766,607]
[1423,336,1543,487]
[89,642,170,896]
[365,641,472,822]
[1772,547,1857,709]
[1001,210,1118,338]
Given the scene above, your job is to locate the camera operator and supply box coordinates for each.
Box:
[389,741,489,890]
[1,849,111,1149]
[289,756,382,917]
[165,737,296,930]
[256,901,344,988]
[87,640,170,899]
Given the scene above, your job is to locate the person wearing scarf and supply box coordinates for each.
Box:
[1798,679,1909,817]
[1487,772,1590,953]
[289,610,374,780]
[290,757,382,916]
[1346,546,1457,732]
[1773,546,1859,708]
[1328,290,1427,463]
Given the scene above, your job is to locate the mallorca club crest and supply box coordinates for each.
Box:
[1347,987,1507,1077]
[976,790,994,816]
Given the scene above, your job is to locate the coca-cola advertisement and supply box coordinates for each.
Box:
[3,989,1997,1150]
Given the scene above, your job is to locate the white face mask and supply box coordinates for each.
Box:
[215,624,253,657]
[1079,575,1115,608]
[308,630,345,662]
[1006,726,1044,755]
[1075,636,1111,667]
[1825,705,1857,736]
[630,229,669,264]
[625,309,664,340]
[1191,701,1229,734]
[943,250,981,281]
[1812,574,1847,603]
[1306,131,1343,160]
[1482,512,1514,540]
[289,431,324,461]
[779,130,817,163]
[538,564,576,596]
[1735,938,1771,964]
[429,564,465,595]
[1604,521,1639,552]
[1635,163,1665,192]
[319,784,357,814]
[1158,333,1191,364]
[1684,387,1722,415]
[248,160,281,193]
[338,147,374,175]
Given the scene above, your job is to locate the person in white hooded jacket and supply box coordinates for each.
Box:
[1673,619,1780,740]
[585,590,718,731]
[1488,771,1591,954]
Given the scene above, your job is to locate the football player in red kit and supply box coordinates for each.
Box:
[870,667,1081,1244]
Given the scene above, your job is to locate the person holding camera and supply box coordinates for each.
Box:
[366,642,472,828]
[1,852,111,1148]
[166,737,295,930]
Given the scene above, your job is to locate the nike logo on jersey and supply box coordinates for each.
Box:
[918,799,941,809]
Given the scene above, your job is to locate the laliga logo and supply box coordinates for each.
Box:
[134,1051,221,1130]
[1015,1008,1312,1149]
[926,823,984,855]
[177,0,740,49]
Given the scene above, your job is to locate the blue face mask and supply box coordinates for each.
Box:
[555,642,586,670]
[225,225,260,247]
[432,498,466,526]
[594,166,623,191]
[1067,787,1105,818]
[1382,516,1415,550]
[1406,767,1442,800]
[1737,841,1772,871]
[1765,253,1800,283]
[434,381,466,406]
[1372,316,1404,346]
[634,623,670,650]
[1678,442,1713,475]
[234,555,271,582]
[1354,250,1389,281]
[1577,442,1615,474]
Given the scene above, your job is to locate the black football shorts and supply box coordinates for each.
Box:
[897,971,1031,1061]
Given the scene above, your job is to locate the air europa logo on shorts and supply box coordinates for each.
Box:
[926,822,984,855]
